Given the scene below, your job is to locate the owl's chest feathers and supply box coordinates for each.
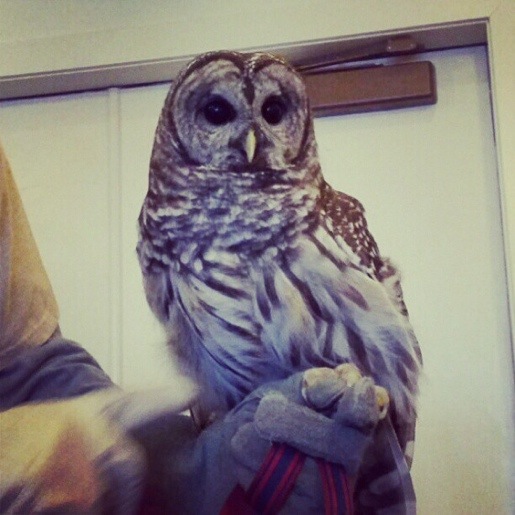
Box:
[161,166,321,258]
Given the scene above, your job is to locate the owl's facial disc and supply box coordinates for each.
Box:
[170,54,310,171]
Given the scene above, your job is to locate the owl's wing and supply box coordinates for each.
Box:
[320,182,422,460]
[321,183,418,332]
[319,183,381,276]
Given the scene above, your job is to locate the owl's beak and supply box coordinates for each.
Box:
[244,130,257,163]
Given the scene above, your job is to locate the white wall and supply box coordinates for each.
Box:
[0,0,498,76]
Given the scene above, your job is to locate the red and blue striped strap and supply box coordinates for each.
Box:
[316,458,354,515]
[221,443,354,514]
[246,443,306,514]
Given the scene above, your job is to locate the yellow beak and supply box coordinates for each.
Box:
[245,130,256,163]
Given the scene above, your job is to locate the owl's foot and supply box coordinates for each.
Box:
[301,363,389,429]
[335,363,390,419]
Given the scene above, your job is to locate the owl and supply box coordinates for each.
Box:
[137,51,422,458]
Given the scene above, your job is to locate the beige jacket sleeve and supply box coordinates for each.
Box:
[0,141,59,370]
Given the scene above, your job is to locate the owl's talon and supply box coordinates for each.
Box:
[334,363,363,386]
[375,386,390,419]
[302,364,390,420]
[302,368,343,410]
[302,367,336,391]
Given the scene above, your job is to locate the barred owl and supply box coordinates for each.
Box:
[137,51,422,456]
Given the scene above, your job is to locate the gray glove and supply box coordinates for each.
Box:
[133,364,387,514]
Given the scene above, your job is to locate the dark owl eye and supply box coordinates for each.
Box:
[261,96,287,125]
[202,96,236,125]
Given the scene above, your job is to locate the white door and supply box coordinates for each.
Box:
[0,45,511,513]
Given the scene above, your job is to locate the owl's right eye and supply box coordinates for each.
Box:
[202,97,237,126]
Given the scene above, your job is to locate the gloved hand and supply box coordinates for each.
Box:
[0,380,196,515]
[231,363,388,479]
[227,363,388,514]
[133,363,388,514]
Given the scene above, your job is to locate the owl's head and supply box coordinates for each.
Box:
[158,51,315,172]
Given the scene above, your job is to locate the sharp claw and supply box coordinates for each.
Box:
[374,386,390,419]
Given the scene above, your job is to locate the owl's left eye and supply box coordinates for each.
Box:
[261,96,287,125]
[202,96,237,126]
